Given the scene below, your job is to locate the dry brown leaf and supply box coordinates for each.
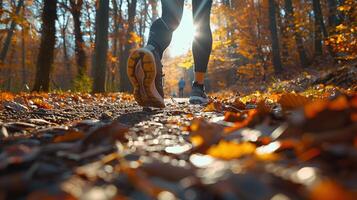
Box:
[224,109,259,133]
[204,101,223,112]
[224,111,244,122]
[81,122,129,149]
[31,98,53,109]
[189,118,224,153]
[310,180,354,200]
[232,98,246,110]
[53,130,85,143]
[256,100,271,115]
[278,93,311,110]
[304,100,328,118]
[27,190,75,200]
[141,160,195,182]
[328,95,349,111]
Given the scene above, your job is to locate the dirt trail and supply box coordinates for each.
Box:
[0,93,356,200]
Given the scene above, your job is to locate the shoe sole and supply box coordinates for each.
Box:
[127,48,165,108]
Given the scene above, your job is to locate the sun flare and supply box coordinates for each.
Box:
[168,7,195,57]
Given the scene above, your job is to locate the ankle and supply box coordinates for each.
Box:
[193,81,204,90]
[146,43,163,59]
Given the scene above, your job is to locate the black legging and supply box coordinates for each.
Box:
[147,0,213,73]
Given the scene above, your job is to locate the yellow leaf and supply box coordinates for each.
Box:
[207,141,256,160]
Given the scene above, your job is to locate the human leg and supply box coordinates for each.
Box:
[192,0,213,74]
[189,0,213,104]
[147,0,185,58]
[127,0,185,108]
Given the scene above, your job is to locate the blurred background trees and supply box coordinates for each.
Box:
[0,0,355,93]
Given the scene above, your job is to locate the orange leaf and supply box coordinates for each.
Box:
[224,109,258,132]
[31,98,53,109]
[189,118,224,153]
[279,93,310,110]
[232,98,246,109]
[328,96,349,111]
[311,180,354,200]
[304,100,328,118]
[207,141,256,160]
[257,100,271,115]
[0,92,14,101]
[224,111,244,122]
[204,101,223,112]
[298,148,320,162]
[53,131,85,143]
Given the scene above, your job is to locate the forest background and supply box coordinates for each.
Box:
[0,0,355,95]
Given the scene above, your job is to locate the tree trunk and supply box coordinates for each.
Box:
[268,0,283,73]
[21,6,26,88]
[32,0,57,92]
[327,0,338,29]
[92,0,109,93]
[284,0,309,68]
[109,0,120,91]
[0,0,24,63]
[119,0,137,92]
[6,48,15,91]
[139,1,148,46]
[70,0,87,79]
[60,13,71,89]
[312,0,331,58]
[276,3,289,65]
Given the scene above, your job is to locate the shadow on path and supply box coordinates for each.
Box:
[115,109,160,126]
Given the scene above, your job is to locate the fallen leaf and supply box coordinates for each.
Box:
[310,180,354,200]
[232,98,246,109]
[189,118,224,153]
[304,100,328,118]
[30,98,53,109]
[0,92,14,101]
[53,130,85,143]
[224,111,244,122]
[81,122,129,149]
[279,93,311,110]
[256,100,271,115]
[204,101,223,112]
[224,109,259,133]
[207,141,256,160]
[328,95,349,111]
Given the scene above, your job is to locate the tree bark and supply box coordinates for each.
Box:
[312,0,331,58]
[32,0,57,92]
[268,0,283,73]
[276,2,289,65]
[0,0,24,63]
[60,12,71,89]
[139,1,148,46]
[92,0,109,93]
[284,0,309,68]
[327,0,338,29]
[21,5,26,88]
[109,0,120,91]
[119,0,137,92]
[70,0,87,79]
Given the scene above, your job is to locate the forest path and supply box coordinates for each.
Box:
[0,90,356,199]
[0,95,225,199]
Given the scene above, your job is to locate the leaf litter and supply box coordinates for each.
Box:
[0,81,357,199]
